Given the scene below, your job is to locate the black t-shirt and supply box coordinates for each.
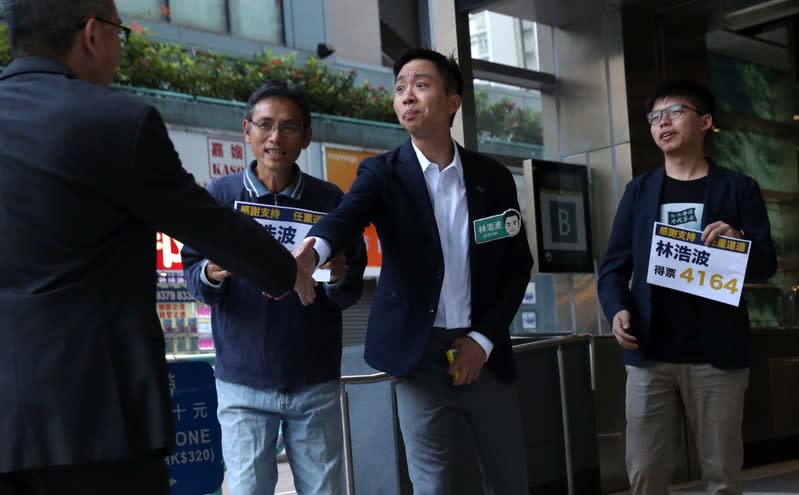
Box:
[648,175,709,363]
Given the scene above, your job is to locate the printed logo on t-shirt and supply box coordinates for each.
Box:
[659,202,703,231]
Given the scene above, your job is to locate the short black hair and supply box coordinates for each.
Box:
[645,79,716,118]
[503,209,520,221]
[3,0,115,58]
[244,80,312,128]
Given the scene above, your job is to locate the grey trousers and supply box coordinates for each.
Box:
[625,362,749,495]
[394,328,528,495]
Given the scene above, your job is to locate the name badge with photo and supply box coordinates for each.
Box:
[474,208,522,244]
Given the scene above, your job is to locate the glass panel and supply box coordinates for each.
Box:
[468,11,539,70]
[474,79,544,159]
[713,129,798,194]
[169,0,226,33]
[709,54,793,123]
[229,0,283,44]
[116,0,163,19]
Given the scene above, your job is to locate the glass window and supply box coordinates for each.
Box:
[713,129,797,194]
[709,54,793,123]
[474,79,544,159]
[116,0,163,19]
[169,0,226,33]
[229,0,283,44]
[468,10,539,70]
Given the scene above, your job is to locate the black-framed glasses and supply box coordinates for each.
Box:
[78,17,132,46]
[248,120,305,137]
[646,103,701,125]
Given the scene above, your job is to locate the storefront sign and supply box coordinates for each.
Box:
[164,362,223,495]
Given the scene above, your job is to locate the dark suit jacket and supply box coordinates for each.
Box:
[597,163,777,368]
[0,57,297,472]
[309,139,534,383]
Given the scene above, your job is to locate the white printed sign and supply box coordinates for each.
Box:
[646,222,751,306]
[235,202,330,282]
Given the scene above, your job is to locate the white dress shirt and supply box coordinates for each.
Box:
[313,141,493,358]
[412,141,492,359]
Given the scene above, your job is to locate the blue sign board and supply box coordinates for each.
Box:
[164,362,224,495]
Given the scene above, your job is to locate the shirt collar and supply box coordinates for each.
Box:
[411,140,464,185]
[243,161,304,200]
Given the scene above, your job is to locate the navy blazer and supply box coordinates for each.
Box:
[309,139,534,383]
[597,163,777,368]
[0,57,296,472]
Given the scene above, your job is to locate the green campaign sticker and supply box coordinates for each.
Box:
[473,208,521,244]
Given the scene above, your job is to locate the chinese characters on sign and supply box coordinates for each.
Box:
[646,222,751,306]
[157,232,185,271]
[164,361,223,495]
[207,136,247,179]
[234,202,330,281]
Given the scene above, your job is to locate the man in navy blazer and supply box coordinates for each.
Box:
[598,80,777,495]
[0,1,316,494]
[303,49,533,494]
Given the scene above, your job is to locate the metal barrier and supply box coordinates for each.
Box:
[338,333,595,495]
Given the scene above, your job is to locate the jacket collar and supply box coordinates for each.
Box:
[243,161,304,200]
[0,56,78,81]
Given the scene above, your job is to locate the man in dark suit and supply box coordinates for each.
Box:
[301,48,534,494]
[597,80,777,495]
[0,1,316,494]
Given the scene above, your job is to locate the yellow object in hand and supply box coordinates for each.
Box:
[446,348,460,382]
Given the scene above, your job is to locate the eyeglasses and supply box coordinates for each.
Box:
[78,17,132,47]
[248,120,305,137]
[646,103,701,125]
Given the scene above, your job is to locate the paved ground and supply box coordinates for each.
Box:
[611,459,799,495]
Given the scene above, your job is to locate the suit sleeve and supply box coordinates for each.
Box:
[739,178,777,281]
[597,181,636,322]
[181,180,229,306]
[471,169,534,344]
[323,231,367,310]
[308,160,383,254]
[119,108,296,296]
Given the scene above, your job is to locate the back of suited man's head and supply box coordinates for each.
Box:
[2,0,116,58]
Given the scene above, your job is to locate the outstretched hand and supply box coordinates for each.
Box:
[292,237,318,305]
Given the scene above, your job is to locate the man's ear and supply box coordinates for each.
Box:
[242,119,251,142]
[448,93,462,116]
[301,127,313,149]
[77,18,101,58]
[699,113,713,134]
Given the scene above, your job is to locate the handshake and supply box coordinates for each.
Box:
[205,237,341,306]
[291,237,347,305]
[292,237,320,305]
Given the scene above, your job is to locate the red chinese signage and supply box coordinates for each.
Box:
[208,136,247,179]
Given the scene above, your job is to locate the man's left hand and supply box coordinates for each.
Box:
[448,336,487,386]
[702,220,742,246]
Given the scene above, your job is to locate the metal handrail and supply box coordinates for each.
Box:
[511,332,593,353]
[337,332,595,495]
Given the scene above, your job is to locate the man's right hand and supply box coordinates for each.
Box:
[205,261,231,283]
[292,237,318,305]
[612,310,638,349]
